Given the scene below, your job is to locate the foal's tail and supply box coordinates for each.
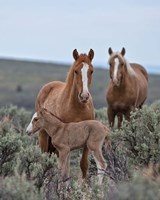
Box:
[103,126,111,152]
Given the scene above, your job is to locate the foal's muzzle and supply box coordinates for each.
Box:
[78,92,89,103]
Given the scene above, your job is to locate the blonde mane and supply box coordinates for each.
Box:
[108,52,136,77]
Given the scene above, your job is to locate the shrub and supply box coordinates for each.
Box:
[0,174,43,200]
[18,146,57,191]
[112,103,160,167]
[1,103,160,199]
[0,123,22,177]
[114,175,160,200]
[0,104,31,134]
[95,107,108,125]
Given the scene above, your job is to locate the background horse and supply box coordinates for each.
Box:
[106,47,148,128]
[27,49,95,180]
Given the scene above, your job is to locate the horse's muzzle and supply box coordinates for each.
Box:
[79,92,89,103]
[112,79,120,87]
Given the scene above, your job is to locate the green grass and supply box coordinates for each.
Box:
[0,58,159,110]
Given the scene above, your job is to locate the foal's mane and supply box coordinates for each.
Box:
[42,109,70,124]
[109,52,136,77]
[66,54,91,84]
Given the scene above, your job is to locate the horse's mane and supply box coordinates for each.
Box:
[108,52,136,77]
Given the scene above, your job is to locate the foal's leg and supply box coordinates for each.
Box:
[80,145,89,180]
[58,148,70,189]
[92,148,107,184]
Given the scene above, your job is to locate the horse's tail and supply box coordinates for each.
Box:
[103,126,111,152]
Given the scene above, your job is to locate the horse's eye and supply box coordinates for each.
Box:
[121,63,124,66]
[91,71,93,74]
[74,70,78,74]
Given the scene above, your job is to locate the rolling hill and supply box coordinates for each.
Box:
[0,58,159,110]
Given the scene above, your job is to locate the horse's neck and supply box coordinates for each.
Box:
[63,71,82,107]
[124,61,136,78]
[118,63,136,89]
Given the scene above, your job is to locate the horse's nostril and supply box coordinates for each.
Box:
[80,93,89,101]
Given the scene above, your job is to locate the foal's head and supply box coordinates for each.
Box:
[27,108,51,135]
[71,49,94,104]
[108,47,126,87]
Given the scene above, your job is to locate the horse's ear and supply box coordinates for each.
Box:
[73,49,79,60]
[121,47,126,56]
[108,47,113,55]
[88,49,94,61]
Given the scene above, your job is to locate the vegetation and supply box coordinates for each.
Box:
[0,58,160,109]
[0,103,160,199]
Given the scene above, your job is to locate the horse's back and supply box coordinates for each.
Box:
[131,63,148,81]
[35,81,65,111]
[130,63,148,106]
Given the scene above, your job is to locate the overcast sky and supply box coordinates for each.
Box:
[0,0,160,70]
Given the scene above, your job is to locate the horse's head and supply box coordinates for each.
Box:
[108,47,126,87]
[72,49,94,104]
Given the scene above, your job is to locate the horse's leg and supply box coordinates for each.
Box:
[38,129,49,152]
[48,136,59,156]
[92,148,107,184]
[80,145,89,180]
[117,113,123,128]
[124,106,134,121]
[107,107,115,128]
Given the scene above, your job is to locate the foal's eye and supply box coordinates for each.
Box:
[33,117,38,122]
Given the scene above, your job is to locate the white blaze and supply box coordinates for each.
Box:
[81,63,89,94]
[113,58,119,81]
[26,112,37,133]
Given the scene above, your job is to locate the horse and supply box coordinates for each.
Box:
[106,47,148,128]
[26,108,110,188]
[26,49,95,180]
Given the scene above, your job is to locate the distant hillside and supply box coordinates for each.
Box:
[0,58,159,110]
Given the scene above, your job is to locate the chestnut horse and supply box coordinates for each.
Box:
[26,49,95,180]
[106,47,148,128]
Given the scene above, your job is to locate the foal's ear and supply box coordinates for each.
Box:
[73,49,79,60]
[121,47,126,56]
[108,47,113,55]
[39,107,46,116]
[88,49,94,61]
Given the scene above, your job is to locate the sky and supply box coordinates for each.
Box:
[0,0,160,73]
